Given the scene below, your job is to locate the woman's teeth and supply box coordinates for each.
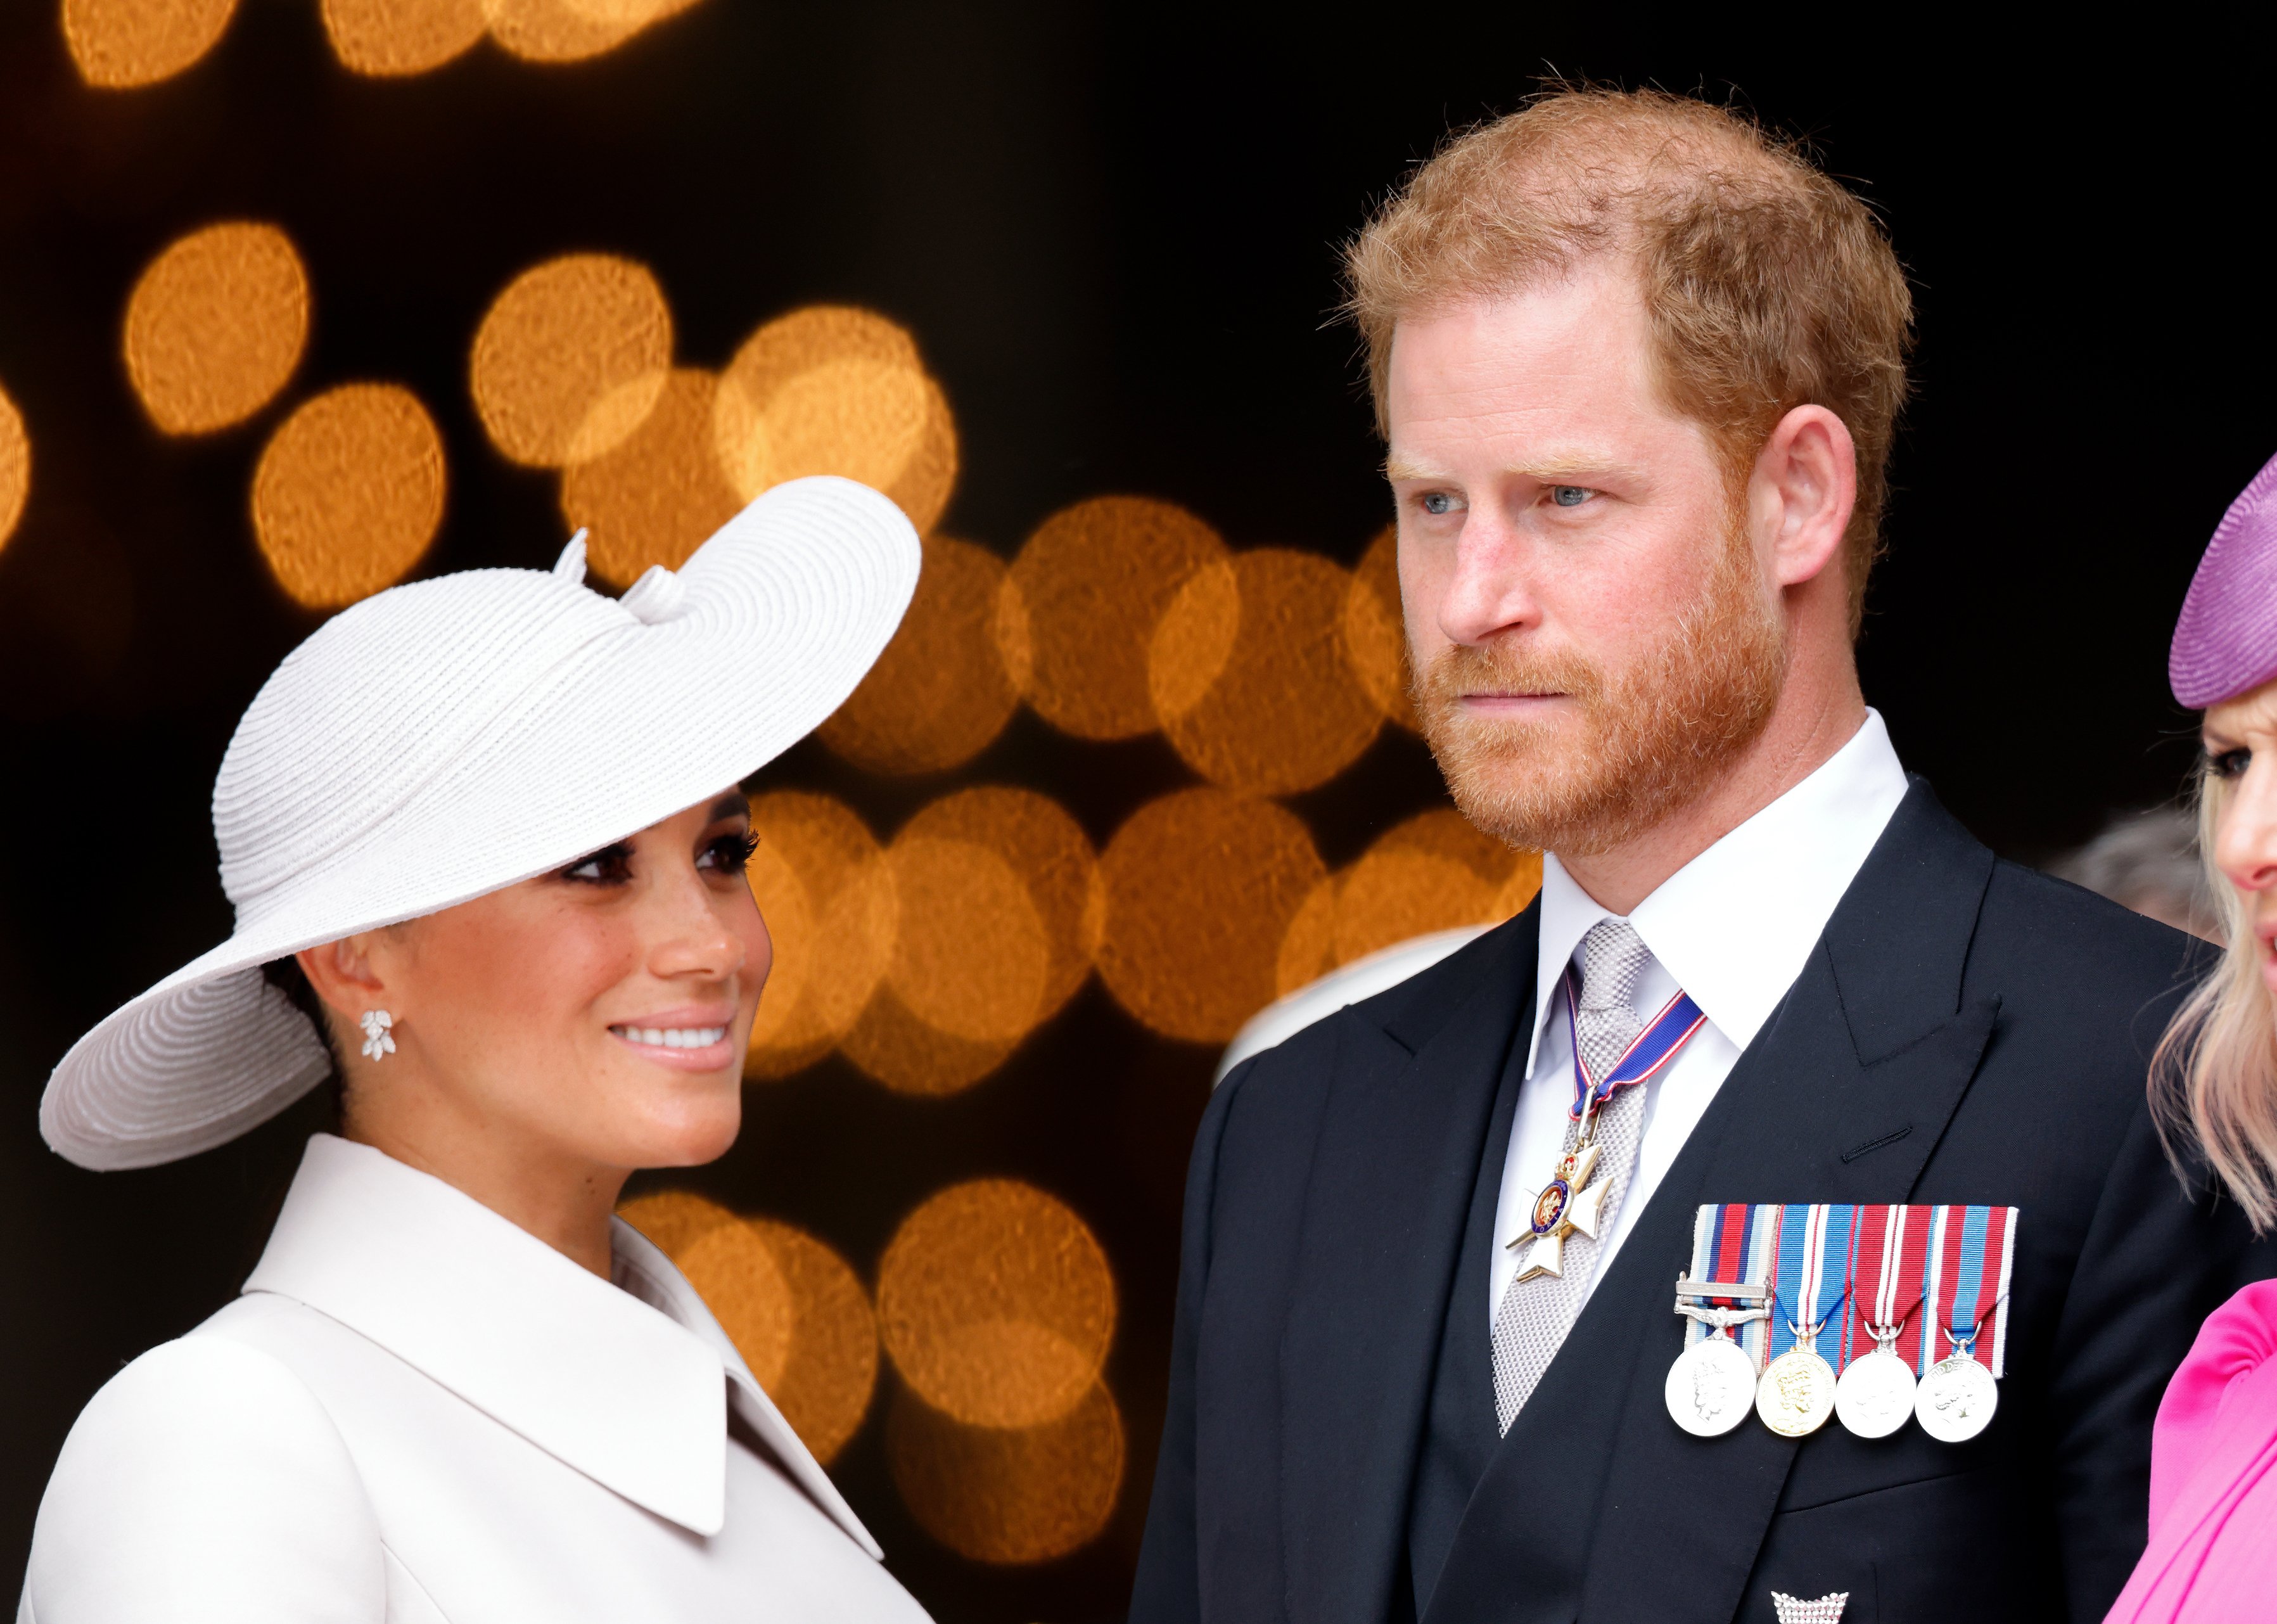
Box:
[615,1026,728,1049]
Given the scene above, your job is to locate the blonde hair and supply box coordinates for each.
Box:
[1342,86,1913,638]
[2152,770,2277,1230]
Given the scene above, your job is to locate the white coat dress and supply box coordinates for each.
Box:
[18,1134,934,1623]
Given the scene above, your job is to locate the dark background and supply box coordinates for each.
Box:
[4,6,2275,1620]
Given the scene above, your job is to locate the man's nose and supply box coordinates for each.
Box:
[1436,515,1538,647]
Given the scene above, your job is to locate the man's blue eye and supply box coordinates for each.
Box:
[1422,492,1453,515]
[1551,485,1590,508]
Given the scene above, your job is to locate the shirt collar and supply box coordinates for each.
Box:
[1525,709,1909,1078]
[243,1135,879,1556]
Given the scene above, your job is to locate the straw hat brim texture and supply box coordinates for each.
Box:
[42,476,920,1170]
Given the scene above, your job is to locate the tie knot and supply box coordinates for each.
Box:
[1577,919,1650,1014]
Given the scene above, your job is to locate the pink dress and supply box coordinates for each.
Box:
[2107,1280,2277,1622]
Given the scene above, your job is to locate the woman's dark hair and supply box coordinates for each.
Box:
[261,955,346,1123]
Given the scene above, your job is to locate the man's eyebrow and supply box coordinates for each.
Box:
[1382,452,1633,483]
[1384,453,1452,482]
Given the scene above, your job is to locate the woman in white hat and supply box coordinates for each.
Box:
[19,478,931,1623]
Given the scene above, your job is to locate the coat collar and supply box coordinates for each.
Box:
[243,1135,879,1556]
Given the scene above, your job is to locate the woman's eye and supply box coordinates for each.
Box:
[561,843,633,884]
[1420,491,1455,516]
[1550,485,1591,508]
[698,831,759,874]
[2209,747,2252,781]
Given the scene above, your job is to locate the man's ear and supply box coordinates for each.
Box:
[1753,404,1858,589]
[295,934,390,1025]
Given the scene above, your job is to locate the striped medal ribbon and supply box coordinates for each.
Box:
[1833,1203,1931,1438]
[1756,1204,1854,1437]
[1915,1205,2015,1442]
[1666,1202,1775,1437]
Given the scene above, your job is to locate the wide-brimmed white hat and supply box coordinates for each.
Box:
[42,476,920,1171]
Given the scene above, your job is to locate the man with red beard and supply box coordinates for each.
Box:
[1131,90,2263,1624]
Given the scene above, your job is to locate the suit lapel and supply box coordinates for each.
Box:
[1277,914,1539,1624]
[1421,781,2001,1623]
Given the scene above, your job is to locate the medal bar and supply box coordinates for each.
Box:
[1668,1203,2020,1446]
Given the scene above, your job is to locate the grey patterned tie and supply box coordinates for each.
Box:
[1490,918,1654,1433]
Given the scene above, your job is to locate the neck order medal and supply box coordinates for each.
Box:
[1513,979,1707,1284]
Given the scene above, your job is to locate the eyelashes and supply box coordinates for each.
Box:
[556,829,756,885]
[710,830,759,873]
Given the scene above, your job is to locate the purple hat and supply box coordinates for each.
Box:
[2172,451,2277,709]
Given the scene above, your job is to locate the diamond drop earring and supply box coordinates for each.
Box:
[359,1009,396,1061]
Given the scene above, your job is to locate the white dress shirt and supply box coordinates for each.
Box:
[20,1135,932,1624]
[1488,710,1910,1324]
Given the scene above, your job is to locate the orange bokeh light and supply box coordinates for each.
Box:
[879,836,1047,1047]
[1344,523,1419,731]
[1097,788,1325,1043]
[818,535,1018,774]
[558,368,742,589]
[62,0,236,87]
[1277,809,1543,993]
[123,222,309,436]
[482,0,703,63]
[841,789,1099,1096]
[319,0,485,74]
[0,383,28,551]
[470,253,672,468]
[876,1179,1114,1429]
[250,383,445,609]
[1152,547,1382,795]
[713,305,956,535]
[999,496,1228,741]
[886,1380,1124,1565]
[744,791,895,1079]
[618,1191,879,1465]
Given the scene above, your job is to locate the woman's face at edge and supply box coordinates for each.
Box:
[2205,681,2277,997]
[303,790,770,1183]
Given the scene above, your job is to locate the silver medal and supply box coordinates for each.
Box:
[1665,1335,1757,1436]
[1915,1352,1998,1443]
[1756,1346,1837,1437]
[1834,1346,1917,1439]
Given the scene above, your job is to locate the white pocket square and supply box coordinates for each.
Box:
[1771,1592,1848,1624]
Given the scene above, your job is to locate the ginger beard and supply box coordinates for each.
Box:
[1413,514,1789,859]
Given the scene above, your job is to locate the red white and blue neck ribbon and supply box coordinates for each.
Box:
[1563,972,1710,1120]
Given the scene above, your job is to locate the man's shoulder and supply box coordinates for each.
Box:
[1975,854,2213,1006]
[1226,913,1529,1100]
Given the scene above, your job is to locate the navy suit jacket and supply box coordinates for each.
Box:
[1130,781,2266,1624]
